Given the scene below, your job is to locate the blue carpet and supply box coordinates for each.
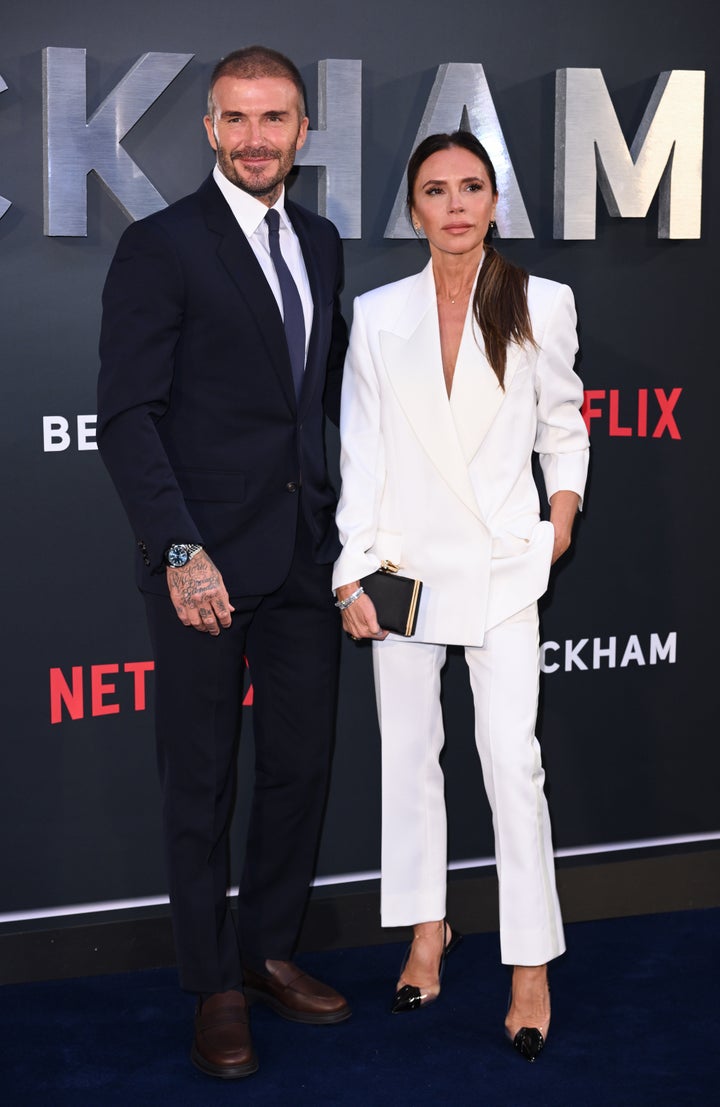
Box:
[1,908,716,1106]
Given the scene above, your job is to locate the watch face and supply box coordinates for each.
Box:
[166,545,189,568]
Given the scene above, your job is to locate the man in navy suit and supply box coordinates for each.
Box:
[97,45,350,1079]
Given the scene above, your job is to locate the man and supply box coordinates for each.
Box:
[97,46,350,1079]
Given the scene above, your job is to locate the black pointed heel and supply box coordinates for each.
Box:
[391,921,463,1014]
[508,1025,545,1061]
[505,976,549,1062]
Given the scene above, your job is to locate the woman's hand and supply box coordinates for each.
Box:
[335,581,389,640]
[549,490,581,564]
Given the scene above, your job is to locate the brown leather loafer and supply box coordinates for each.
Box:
[191,990,259,1079]
[243,960,351,1024]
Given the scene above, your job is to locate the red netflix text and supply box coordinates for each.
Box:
[49,660,253,723]
[50,661,155,723]
[581,388,682,439]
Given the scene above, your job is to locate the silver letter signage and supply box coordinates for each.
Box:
[385,63,533,240]
[0,74,10,219]
[43,48,193,236]
[554,68,705,239]
[296,60,362,239]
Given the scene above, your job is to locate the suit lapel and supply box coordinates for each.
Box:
[379,263,483,521]
[200,177,296,413]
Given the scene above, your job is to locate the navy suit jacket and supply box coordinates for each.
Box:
[98,174,348,596]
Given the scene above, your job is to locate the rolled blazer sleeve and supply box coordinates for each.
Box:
[332,296,386,591]
[532,283,590,507]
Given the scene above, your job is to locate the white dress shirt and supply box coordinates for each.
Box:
[213,165,313,362]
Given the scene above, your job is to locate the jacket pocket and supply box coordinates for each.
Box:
[491,518,550,559]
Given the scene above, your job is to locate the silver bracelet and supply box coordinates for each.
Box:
[335,586,365,611]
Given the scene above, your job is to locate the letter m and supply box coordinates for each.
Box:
[43,48,193,236]
[554,69,705,239]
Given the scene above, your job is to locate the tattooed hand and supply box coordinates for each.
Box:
[166,550,234,635]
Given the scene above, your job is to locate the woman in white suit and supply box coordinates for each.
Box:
[332,132,589,1060]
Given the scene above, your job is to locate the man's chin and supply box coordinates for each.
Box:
[230,170,280,198]
[242,181,277,198]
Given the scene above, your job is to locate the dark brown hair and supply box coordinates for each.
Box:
[407,131,535,389]
[208,46,307,119]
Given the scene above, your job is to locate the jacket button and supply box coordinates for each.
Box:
[286,482,298,493]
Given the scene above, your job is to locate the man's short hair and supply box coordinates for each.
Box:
[207,45,307,119]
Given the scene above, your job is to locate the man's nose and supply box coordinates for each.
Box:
[245,121,264,145]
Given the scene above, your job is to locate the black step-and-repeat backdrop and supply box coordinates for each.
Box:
[2,0,717,929]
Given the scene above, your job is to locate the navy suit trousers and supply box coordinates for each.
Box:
[144,512,340,994]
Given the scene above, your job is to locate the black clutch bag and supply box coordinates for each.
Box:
[361,562,423,637]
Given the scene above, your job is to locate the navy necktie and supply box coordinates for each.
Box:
[265,208,306,398]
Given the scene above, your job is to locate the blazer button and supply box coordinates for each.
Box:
[286,482,298,493]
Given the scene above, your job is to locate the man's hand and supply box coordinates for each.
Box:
[166,550,234,635]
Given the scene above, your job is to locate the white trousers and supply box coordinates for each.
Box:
[373,603,565,966]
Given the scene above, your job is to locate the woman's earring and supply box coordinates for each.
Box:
[488,219,496,235]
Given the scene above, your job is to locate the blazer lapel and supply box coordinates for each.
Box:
[200,177,296,413]
[379,263,483,521]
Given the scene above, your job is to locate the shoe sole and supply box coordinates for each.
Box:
[190,1044,259,1079]
[243,987,352,1024]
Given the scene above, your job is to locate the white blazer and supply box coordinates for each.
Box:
[332,260,590,647]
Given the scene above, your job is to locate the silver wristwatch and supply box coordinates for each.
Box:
[163,543,204,568]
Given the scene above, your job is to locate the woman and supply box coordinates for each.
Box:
[332,132,589,1060]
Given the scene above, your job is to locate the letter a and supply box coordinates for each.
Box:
[385,63,533,239]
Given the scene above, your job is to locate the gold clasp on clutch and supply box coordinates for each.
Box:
[379,560,401,574]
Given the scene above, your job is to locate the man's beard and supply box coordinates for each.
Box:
[219,145,292,197]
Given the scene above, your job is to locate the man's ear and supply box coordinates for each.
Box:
[295,115,310,152]
[203,115,218,152]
